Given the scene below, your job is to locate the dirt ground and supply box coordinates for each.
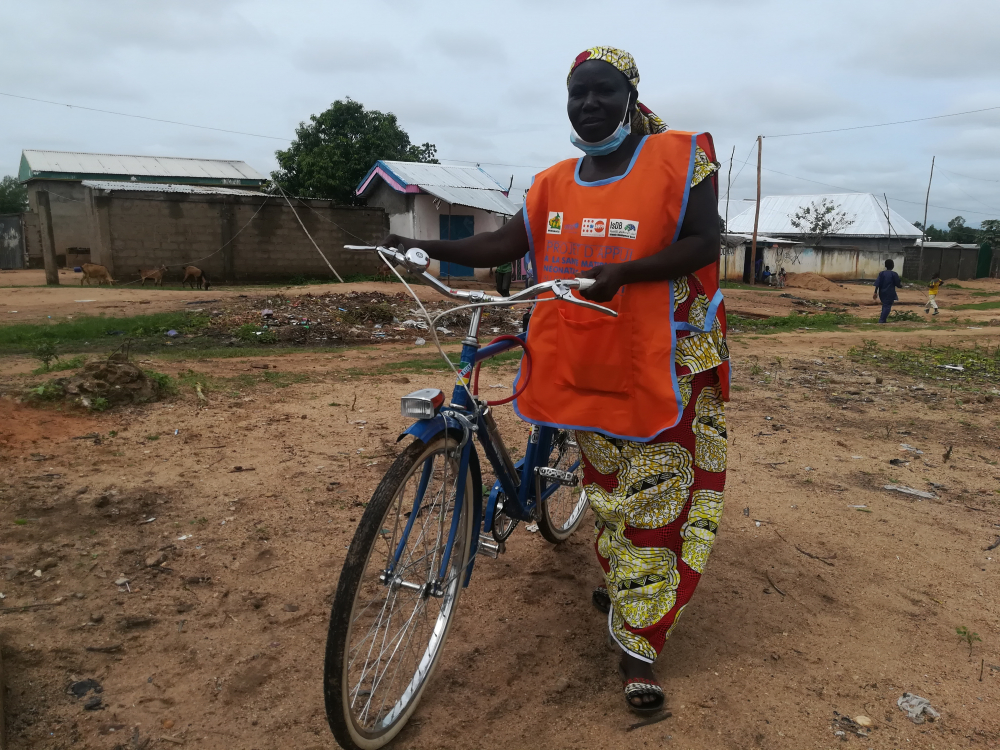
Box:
[4,268,1000,326]
[1,290,999,748]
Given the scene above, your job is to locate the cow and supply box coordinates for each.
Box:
[80,263,114,286]
[182,265,210,290]
[138,264,168,287]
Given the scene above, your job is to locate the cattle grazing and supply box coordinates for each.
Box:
[138,264,168,287]
[80,263,114,286]
[182,266,211,290]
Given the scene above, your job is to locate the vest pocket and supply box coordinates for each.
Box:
[555,307,633,395]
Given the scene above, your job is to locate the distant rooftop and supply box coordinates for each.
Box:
[356,160,518,215]
[81,180,266,197]
[20,149,265,187]
[727,193,922,239]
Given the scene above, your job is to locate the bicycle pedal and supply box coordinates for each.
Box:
[477,533,504,558]
[535,466,579,487]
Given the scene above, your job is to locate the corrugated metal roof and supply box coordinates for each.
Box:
[918,241,979,249]
[22,150,264,181]
[81,180,266,197]
[727,193,922,238]
[357,159,518,215]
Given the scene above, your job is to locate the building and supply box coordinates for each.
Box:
[19,149,266,269]
[726,193,919,280]
[356,160,518,279]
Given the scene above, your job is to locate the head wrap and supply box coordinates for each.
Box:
[567,47,667,135]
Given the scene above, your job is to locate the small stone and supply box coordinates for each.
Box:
[39,557,58,571]
[283,603,299,612]
[145,552,167,568]
[114,576,129,586]
[74,592,86,599]
[75,486,90,496]
[93,495,110,508]
[553,676,570,693]
[33,569,43,578]
[90,613,104,623]
[162,719,174,729]
[855,715,872,727]
[83,695,103,710]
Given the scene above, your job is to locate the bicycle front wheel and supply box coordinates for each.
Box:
[324,435,475,750]
[537,429,589,544]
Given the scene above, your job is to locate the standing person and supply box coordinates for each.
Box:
[925,272,941,315]
[494,260,513,297]
[873,258,902,323]
[380,46,729,716]
[754,252,764,283]
[777,267,787,288]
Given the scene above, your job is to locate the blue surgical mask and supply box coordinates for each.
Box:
[570,103,631,156]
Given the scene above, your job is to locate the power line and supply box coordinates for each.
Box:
[0,91,288,141]
[764,104,1000,138]
[937,166,1000,183]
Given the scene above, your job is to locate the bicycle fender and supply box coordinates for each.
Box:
[397,415,465,444]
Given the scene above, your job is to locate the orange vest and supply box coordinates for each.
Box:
[514,131,727,441]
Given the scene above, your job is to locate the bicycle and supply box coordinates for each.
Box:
[324,245,616,749]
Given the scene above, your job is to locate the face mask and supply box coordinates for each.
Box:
[570,101,632,156]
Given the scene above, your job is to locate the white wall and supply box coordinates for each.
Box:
[721,242,906,281]
[409,194,505,279]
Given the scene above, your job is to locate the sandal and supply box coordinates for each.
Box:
[619,665,666,716]
[592,586,611,614]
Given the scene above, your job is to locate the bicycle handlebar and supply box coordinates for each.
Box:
[344,245,616,317]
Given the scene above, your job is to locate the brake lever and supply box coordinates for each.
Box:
[552,279,618,317]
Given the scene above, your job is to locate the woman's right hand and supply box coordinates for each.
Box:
[380,234,412,251]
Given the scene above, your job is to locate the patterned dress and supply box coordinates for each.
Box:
[576,165,727,664]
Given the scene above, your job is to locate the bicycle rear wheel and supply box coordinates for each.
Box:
[537,429,589,544]
[325,436,475,750]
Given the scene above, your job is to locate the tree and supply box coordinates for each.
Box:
[789,198,855,246]
[0,175,28,214]
[271,98,438,204]
[913,220,948,241]
[947,215,977,244]
[977,219,1000,248]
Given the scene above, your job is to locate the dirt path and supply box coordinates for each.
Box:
[0,329,998,749]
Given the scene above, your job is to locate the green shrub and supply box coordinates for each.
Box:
[233,324,278,344]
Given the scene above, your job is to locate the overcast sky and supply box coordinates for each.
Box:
[3,0,999,229]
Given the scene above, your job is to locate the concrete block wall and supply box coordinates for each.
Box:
[89,191,388,283]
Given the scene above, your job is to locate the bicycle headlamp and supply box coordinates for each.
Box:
[400,388,445,419]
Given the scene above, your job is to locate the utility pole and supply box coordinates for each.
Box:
[920,156,935,280]
[750,136,763,285]
[36,190,60,286]
[723,145,735,287]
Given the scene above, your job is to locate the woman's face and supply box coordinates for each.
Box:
[567,60,634,142]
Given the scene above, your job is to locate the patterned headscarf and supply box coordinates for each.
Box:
[567,46,667,135]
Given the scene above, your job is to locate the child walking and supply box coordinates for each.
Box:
[924,273,941,315]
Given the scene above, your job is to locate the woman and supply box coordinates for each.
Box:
[382,46,729,715]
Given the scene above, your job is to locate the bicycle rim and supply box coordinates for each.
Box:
[332,437,473,749]
[538,430,589,543]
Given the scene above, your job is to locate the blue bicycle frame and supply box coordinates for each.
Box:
[391,308,577,589]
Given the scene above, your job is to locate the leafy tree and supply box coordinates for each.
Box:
[0,175,28,214]
[946,215,977,244]
[977,219,1000,248]
[789,198,854,246]
[271,98,438,204]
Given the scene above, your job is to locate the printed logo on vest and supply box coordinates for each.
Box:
[546,212,563,234]
[581,218,607,237]
[608,219,639,240]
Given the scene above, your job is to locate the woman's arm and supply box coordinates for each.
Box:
[578,179,721,303]
[382,210,530,268]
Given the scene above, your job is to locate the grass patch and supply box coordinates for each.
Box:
[27,381,64,402]
[143,369,178,396]
[728,311,854,334]
[971,290,1000,297]
[233,323,278,344]
[848,339,1000,388]
[0,312,210,354]
[951,299,1000,311]
[31,354,86,375]
[719,281,783,292]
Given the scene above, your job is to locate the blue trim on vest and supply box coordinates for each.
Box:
[670,134,698,244]
[573,135,649,187]
[672,288,724,333]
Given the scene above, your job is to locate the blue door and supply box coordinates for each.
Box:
[439,215,475,277]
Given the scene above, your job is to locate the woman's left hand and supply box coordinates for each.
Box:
[579,264,625,302]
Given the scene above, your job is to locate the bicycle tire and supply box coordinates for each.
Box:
[324,436,476,750]
[536,429,589,544]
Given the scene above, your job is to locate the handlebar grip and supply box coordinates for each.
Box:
[575,278,596,290]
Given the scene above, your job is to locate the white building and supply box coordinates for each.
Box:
[356,161,519,280]
[725,193,921,281]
